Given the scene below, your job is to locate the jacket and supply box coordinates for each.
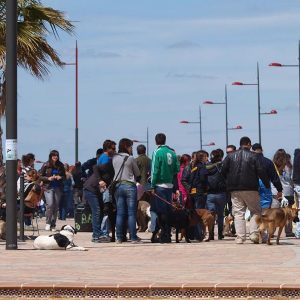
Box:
[135,154,151,185]
[206,162,226,194]
[189,162,208,195]
[83,165,103,196]
[151,145,180,187]
[256,153,282,192]
[221,148,270,192]
[293,149,300,185]
[39,161,66,189]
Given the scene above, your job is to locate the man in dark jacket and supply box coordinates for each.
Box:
[135,144,151,189]
[82,148,103,177]
[252,143,283,201]
[222,136,270,244]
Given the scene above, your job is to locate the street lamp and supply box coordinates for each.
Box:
[228,125,243,130]
[260,109,278,115]
[203,142,215,147]
[203,85,229,146]
[132,127,150,156]
[232,62,262,143]
[269,41,300,141]
[62,41,79,163]
[180,106,203,149]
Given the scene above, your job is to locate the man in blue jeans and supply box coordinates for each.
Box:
[151,133,179,243]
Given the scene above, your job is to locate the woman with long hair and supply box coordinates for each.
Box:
[206,149,227,240]
[177,154,191,207]
[112,138,141,244]
[39,150,65,231]
[273,150,295,236]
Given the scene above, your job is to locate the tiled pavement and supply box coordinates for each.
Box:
[1,217,300,289]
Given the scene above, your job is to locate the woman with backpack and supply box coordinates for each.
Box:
[206,149,227,240]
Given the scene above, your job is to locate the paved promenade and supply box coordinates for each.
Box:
[0,218,300,288]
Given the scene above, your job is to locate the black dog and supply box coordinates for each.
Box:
[151,208,200,243]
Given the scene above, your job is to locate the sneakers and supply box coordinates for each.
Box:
[98,236,111,243]
[286,232,295,237]
[92,236,111,243]
[249,233,259,244]
[131,237,143,244]
[45,224,51,231]
[235,237,245,244]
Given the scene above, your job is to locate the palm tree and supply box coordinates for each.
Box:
[0,0,74,200]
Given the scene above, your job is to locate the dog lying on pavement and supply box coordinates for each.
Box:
[33,225,87,250]
[255,207,299,245]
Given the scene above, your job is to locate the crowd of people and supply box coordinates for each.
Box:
[14,133,300,245]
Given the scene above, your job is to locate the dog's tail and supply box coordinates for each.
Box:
[255,215,263,224]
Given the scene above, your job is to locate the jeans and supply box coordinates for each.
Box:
[59,190,73,220]
[44,187,63,227]
[206,192,227,237]
[83,189,107,239]
[115,183,138,241]
[152,186,173,242]
[190,193,207,240]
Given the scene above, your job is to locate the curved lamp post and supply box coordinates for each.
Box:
[269,41,300,141]
[203,85,229,146]
[180,106,203,149]
[62,41,79,163]
[232,62,261,143]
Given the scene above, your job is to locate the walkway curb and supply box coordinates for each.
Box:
[0,283,300,298]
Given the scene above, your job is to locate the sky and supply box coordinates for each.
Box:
[14,0,300,164]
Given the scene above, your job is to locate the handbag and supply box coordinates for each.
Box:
[24,185,42,209]
[108,156,129,197]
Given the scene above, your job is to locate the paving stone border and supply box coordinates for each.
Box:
[0,283,300,298]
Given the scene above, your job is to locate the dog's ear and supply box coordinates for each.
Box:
[61,225,66,231]
[71,226,77,234]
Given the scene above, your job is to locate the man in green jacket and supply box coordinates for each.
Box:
[151,133,179,243]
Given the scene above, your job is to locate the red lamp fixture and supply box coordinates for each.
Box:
[269,62,283,67]
[203,100,214,104]
[232,81,244,85]
[180,120,189,124]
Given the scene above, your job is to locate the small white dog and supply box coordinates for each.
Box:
[33,225,87,251]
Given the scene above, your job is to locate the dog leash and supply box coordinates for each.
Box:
[152,192,184,210]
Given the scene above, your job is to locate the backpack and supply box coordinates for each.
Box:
[207,163,226,192]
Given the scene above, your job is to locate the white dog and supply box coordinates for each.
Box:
[33,225,87,251]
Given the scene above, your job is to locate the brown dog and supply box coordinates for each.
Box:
[180,209,215,242]
[255,208,299,245]
[137,200,150,232]
[223,214,234,237]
